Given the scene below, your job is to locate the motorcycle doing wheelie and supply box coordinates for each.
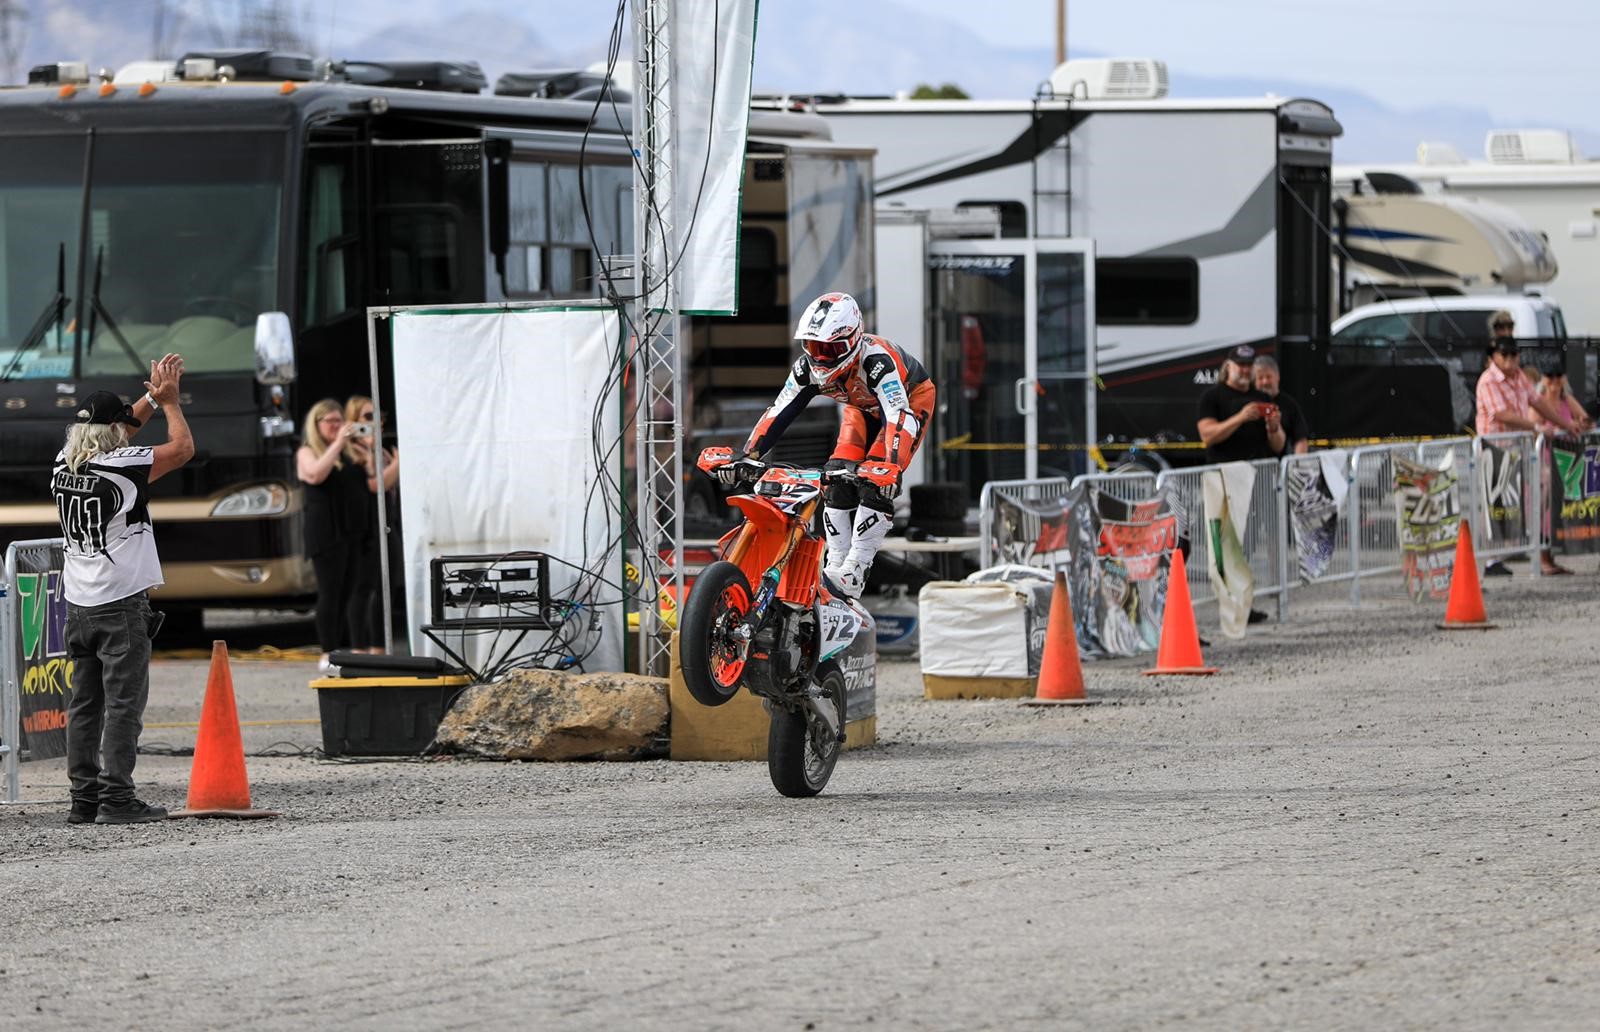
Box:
[679,446,889,797]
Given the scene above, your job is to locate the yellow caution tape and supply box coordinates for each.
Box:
[152,644,322,662]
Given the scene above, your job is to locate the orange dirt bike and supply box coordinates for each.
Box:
[679,446,890,797]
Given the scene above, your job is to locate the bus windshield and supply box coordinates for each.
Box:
[0,129,284,380]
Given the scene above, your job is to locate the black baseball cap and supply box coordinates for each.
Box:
[1227,344,1257,365]
[76,390,141,427]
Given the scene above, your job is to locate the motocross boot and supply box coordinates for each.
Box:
[825,508,891,599]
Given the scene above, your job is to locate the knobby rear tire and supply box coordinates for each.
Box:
[767,663,847,798]
[678,561,752,708]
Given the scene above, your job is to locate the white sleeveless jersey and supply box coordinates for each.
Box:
[50,446,163,606]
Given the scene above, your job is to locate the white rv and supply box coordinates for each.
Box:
[1333,178,1558,310]
[1336,130,1600,334]
[765,60,1342,493]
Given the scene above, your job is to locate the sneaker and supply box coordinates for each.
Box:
[823,560,867,599]
[67,801,99,825]
[1484,561,1512,578]
[95,799,169,825]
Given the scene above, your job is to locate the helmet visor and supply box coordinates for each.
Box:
[804,334,855,367]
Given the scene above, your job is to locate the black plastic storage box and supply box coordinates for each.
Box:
[310,674,473,757]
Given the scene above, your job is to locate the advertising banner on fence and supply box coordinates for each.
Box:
[985,483,1177,658]
[1478,441,1525,547]
[1285,451,1348,581]
[1552,436,1600,554]
[1202,463,1255,639]
[11,543,69,760]
[1067,485,1178,658]
[1393,453,1460,601]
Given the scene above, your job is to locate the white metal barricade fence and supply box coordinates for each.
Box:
[2,538,64,805]
[1346,442,1421,606]
[972,435,1550,626]
[977,477,1075,568]
[1155,459,1285,616]
[1473,431,1541,571]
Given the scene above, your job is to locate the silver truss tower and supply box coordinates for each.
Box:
[631,0,685,677]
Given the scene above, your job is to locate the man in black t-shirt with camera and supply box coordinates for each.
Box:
[1196,344,1286,463]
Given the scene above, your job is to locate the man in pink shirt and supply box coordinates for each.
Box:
[1475,334,1585,576]
[1475,337,1581,437]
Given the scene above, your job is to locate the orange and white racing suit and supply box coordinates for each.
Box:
[744,333,936,518]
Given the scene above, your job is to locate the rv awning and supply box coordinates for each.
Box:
[747,135,876,158]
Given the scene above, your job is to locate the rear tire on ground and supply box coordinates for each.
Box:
[678,561,753,707]
[767,663,847,798]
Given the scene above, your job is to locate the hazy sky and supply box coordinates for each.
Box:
[911,0,1594,129]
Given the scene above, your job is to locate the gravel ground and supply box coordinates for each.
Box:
[3,567,1598,1030]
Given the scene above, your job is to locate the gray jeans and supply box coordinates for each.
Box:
[65,594,155,806]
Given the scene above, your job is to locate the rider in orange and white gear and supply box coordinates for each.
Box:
[718,292,937,598]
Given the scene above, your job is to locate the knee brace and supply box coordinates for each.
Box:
[857,480,895,516]
[823,458,859,509]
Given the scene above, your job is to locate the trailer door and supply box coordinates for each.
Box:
[927,238,1096,505]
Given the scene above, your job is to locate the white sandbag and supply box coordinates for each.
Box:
[917,581,1031,678]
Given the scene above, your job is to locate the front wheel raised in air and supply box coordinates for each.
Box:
[768,663,847,798]
[678,561,753,707]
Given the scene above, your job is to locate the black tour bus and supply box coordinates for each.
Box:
[0,53,867,619]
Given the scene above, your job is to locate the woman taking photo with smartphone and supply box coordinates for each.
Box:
[297,397,386,670]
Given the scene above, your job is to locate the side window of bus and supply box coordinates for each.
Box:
[1332,313,1407,344]
[506,160,631,299]
[374,142,481,303]
[302,147,362,324]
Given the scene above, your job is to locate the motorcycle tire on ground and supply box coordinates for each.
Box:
[767,662,847,798]
[678,561,754,708]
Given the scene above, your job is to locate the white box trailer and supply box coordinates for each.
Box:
[764,81,1341,495]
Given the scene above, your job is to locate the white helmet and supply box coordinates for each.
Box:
[795,292,863,384]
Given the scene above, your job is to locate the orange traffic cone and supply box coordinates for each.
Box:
[1438,519,1495,630]
[171,642,278,819]
[1021,570,1096,707]
[1144,548,1219,676]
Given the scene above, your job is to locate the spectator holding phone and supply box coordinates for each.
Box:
[1196,344,1285,462]
[1251,354,1311,455]
[297,398,384,669]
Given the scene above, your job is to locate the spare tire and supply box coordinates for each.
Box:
[909,482,967,522]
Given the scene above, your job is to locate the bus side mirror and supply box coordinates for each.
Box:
[254,311,296,385]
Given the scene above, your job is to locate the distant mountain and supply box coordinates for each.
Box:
[13,0,1599,165]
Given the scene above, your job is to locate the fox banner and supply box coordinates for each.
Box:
[1551,435,1600,554]
[9,543,70,760]
[1393,453,1460,601]
[1478,440,1525,547]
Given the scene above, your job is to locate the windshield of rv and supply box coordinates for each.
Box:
[0,130,283,380]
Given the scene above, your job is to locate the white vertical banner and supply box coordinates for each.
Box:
[667,0,759,315]
[1203,463,1256,639]
[391,304,625,675]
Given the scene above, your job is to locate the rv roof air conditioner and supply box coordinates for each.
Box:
[1486,129,1581,165]
[1047,58,1168,101]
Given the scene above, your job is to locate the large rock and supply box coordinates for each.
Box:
[435,669,669,761]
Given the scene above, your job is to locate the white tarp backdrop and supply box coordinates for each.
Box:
[391,304,625,674]
[660,0,759,315]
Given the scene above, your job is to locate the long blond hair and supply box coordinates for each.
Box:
[63,423,129,474]
[300,397,344,469]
